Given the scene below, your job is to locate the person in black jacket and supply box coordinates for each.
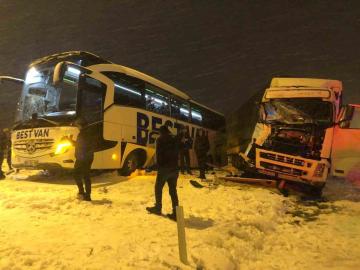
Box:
[194,132,210,179]
[146,125,179,220]
[73,118,96,201]
[3,128,12,171]
[0,129,6,179]
[178,127,193,175]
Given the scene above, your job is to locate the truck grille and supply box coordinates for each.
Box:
[260,161,305,176]
[260,152,305,167]
[14,139,55,154]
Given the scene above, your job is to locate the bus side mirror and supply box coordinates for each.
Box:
[53,62,89,86]
[53,62,66,85]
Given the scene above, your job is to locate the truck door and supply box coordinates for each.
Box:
[332,104,360,184]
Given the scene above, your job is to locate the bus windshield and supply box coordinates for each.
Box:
[263,99,333,126]
[17,66,80,121]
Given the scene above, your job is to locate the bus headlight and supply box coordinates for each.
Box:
[55,140,73,155]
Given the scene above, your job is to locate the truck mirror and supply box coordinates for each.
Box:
[339,118,353,128]
[341,105,354,121]
[337,104,354,128]
[258,104,266,122]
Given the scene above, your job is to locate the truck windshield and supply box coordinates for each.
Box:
[263,99,333,126]
[17,66,79,121]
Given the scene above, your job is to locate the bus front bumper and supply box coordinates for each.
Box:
[12,154,75,170]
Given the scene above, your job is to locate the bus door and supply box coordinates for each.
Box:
[77,74,107,169]
[53,62,116,169]
[332,104,360,185]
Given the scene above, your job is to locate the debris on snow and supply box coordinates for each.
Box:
[0,170,359,269]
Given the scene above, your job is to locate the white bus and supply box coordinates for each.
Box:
[8,51,225,175]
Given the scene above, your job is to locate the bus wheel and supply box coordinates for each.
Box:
[119,153,139,176]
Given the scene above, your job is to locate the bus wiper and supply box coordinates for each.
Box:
[12,117,59,130]
[36,117,60,126]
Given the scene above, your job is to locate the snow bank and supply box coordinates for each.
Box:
[0,170,360,269]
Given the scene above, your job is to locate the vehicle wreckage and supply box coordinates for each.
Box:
[225,77,360,195]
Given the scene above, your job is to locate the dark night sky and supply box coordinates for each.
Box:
[1,0,360,128]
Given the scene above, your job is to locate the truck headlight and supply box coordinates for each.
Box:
[55,140,72,155]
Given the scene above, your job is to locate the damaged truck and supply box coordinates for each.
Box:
[227,77,347,194]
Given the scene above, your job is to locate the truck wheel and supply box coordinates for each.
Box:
[119,153,139,176]
[309,185,324,198]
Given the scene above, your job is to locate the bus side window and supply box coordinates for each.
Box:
[145,83,170,116]
[170,97,190,122]
[102,72,145,109]
[190,103,203,125]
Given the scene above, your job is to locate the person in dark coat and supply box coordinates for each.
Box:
[0,129,6,179]
[3,128,12,171]
[178,127,193,175]
[73,118,96,201]
[194,131,210,179]
[146,125,179,220]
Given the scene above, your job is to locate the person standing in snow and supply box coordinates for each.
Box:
[3,128,12,171]
[178,127,193,175]
[0,129,7,179]
[73,118,96,201]
[194,131,210,179]
[146,125,180,220]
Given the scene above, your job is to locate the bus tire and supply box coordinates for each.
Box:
[119,150,146,176]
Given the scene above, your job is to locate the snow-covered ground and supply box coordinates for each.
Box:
[0,168,360,270]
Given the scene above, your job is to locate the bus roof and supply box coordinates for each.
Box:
[92,64,224,116]
[29,51,224,117]
[270,77,343,93]
[90,63,191,100]
[29,51,191,99]
[29,51,111,69]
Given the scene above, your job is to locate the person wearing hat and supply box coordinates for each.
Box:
[73,118,96,201]
[146,125,180,220]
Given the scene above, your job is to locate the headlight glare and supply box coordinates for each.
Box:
[55,140,72,155]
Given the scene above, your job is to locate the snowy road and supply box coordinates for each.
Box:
[0,171,360,270]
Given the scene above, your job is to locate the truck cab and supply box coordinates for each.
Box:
[228,77,343,190]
